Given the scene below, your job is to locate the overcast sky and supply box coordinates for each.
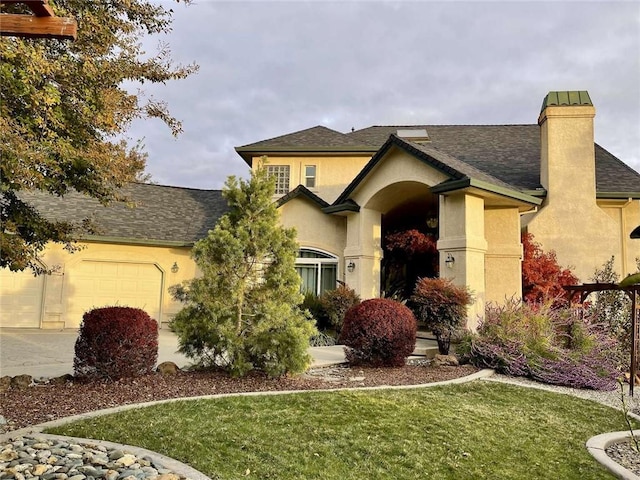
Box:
[126,0,640,190]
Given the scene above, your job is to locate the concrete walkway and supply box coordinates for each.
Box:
[0,329,439,378]
[0,328,349,378]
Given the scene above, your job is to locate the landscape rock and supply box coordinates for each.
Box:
[10,375,32,389]
[156,362,180,375]
[433,354,459,367]
[50,374,74,385]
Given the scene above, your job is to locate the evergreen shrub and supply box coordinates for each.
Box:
[339,298,417,367]
[320,284,361,336]
[74,306,158,380]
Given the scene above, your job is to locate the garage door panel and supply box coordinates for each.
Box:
[0,268,44,327]
[66,261,162,328]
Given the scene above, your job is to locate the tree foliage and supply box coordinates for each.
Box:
[1,0,198,271]
[521,233,578,304]
[411,277,473,354]
[170,163,316,377]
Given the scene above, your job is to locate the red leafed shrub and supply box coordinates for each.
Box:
[385,229,437,256]
[411,277,473,355]
[74,306,158,380]
[338,298,417,367]
[522,233,578,304]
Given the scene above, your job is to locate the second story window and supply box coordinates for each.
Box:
[304,165,316,189]
[266,165,290,195]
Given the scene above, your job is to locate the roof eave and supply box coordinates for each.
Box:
[431,178,543,206]
[235,146,377,166]
[322,201,361,215]
[80,235,195,247]
[596,191,640,200]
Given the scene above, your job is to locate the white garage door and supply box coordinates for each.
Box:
[0,268,44,328]
[65,261,163,328]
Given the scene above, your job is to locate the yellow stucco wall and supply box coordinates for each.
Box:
[278,197,347,266]
[252,154,371,204]
[484,207,523,304]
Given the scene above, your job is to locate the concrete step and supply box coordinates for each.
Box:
[412,337,439,359]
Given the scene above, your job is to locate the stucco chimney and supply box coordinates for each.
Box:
[527,91,617,283]
[538,90,596,205]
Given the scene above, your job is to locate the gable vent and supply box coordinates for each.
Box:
[397,128,430,143]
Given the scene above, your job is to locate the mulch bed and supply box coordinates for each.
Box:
[0,364,479,431]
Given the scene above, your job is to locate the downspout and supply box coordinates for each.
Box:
[620,198,632,277]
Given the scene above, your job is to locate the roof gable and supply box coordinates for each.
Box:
[276,185,330,209]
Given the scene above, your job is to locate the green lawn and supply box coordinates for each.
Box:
[48,382,629,479]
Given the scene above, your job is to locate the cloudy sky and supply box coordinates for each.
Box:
[126,0,640,190]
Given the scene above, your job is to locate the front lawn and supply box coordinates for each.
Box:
[48,381,629,479]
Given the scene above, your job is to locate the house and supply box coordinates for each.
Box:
[2,90,639,329]
[236,91,640,327]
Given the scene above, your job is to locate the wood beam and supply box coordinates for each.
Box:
[0,13,77,40]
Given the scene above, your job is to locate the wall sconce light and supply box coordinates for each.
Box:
[171,262,179,273]
[347,261,356,273]
[445,253,455,269]
[426,217,438,229]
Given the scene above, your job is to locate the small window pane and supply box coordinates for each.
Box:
[305,165,316,189]
[296,266,318,294]
[320,264,337,293]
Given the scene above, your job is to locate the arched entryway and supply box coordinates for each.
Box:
[367,181,440,299]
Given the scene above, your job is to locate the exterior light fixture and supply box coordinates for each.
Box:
[426,217,438,229]
[347,261,356,273]
[445,253,455,269]
[171,262,179,273]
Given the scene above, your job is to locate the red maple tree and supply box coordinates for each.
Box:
[521,233,578,304]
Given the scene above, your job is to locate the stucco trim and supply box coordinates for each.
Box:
[80,235,194,248]
[431,178,542,206]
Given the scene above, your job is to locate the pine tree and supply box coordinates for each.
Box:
[170,161,316,377]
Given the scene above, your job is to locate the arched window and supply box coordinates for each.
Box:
[295,248,338,295]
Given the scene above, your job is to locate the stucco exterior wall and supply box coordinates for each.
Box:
[24,242,195,329]
[484,207,523,304]
[278,197,347,264]
[252,154,371,204]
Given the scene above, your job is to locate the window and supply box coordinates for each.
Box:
[295,248,337,295]
[266,165,290,195]
[304,165,316,189]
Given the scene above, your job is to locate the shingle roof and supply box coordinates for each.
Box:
[348,125,640,194]
[235,126,378,164]
[20,183,227,245]
[277,185,330,208]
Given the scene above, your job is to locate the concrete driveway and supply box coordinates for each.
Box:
[0,328,346,378]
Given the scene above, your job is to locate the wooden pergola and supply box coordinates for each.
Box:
[1,0,76,40]
[564,283,640,395]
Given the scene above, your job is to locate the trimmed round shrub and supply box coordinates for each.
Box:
[338,298,417,367]
[74,306,159,380]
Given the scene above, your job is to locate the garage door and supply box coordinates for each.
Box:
[0,267,44,328]
[65,261,163,328]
